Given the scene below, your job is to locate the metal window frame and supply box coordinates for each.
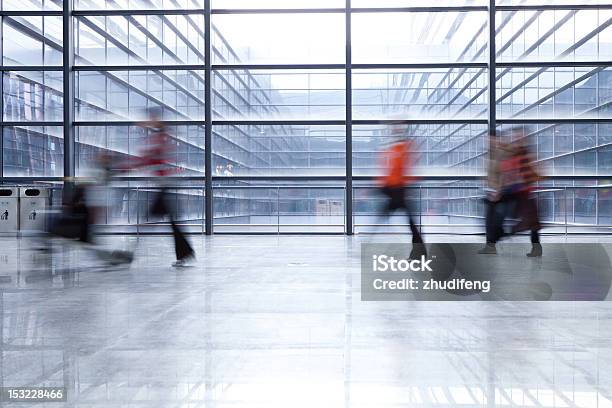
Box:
[0,13,2,182]
[0,11,63,17]
[345,0,353,235]
[488,0,496,139]
[205,0,213,235]
[2,3,612,234]
[496,4,612,12]
[63,0,74,199]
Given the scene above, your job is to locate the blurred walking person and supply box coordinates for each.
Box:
[376,124,425,258]
[479,136,507,254]
[479,130,542,257]
[46,156,134,266]
[504,138,542,257]
[87,152,135,264]
[122,108,195,267]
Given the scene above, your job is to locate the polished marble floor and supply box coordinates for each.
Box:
[0,234,611,407]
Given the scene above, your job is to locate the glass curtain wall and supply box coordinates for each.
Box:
[1,1,610,232]
[1,1,64,177]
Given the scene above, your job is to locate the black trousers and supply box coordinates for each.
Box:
[49,185,92,243]
[486,192,540,245]
[379,186,423,244]
[152,190,195,261]
[484,198,505,244]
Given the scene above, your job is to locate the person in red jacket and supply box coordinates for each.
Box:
[503,138,542,257]
[479,130,542,257]
[120,108,195,267]
[376,125,425,256]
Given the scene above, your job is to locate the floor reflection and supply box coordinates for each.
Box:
[0,236,611,407]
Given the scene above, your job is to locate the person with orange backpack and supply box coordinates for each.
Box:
[376,125,425,257]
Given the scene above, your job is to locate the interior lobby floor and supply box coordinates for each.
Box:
[1,234,611,407]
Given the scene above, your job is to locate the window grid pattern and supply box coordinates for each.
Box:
[1,1,611,233]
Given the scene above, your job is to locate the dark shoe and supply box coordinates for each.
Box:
[478,244,497,254]
[409,244,427,260]
[526,244,542,257]
[173,255,195,268]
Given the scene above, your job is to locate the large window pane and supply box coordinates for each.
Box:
[2,0,62,10]
[496,9,612,62]
[3,71,63,122]
[213,69,345,120]
[214,184,345,233]
[214,124,344,177]
[2,16,63,66]
[496,67,612,119]
[353,68,488,120]
[74,0,204,10]
[212,14,344,64]
[354,181,485,235]
[3,126,63,177]
[75,14,205,66]
[88,182,205,234]
[76,70,205,121]
[353,0,486,6]
[214,0,344,8]
[352,12,487,63]
[353,124,487,177]
[496,123,612,177]
[76,126,205,177]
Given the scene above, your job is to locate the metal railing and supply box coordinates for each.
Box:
[354,185,612,235]
[18,183,610,235]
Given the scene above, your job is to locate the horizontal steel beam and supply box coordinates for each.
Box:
[2,121,64,127]
[213,64,346,70]
[212,8,345,14]
[496,4,612,12]
[497,61,612,68]
[2,175,611,183]
[0,11,62,16]
[73,65,205,71]
[7,5,604,17]
[74,62,492,71]
[350,6,488,13]
[61,62,612,72]
[74,120,206,126]
[0,66,63,71]
[212,6,488,13]
[73,119,493,126]
[352,62,488,69]
[212,185,344,189]
[73,9,204,16]
[353,119,488,125]
[498,118,612,124]
[29,183,612,190]
[213,120,346,126]
[32,118,612,127]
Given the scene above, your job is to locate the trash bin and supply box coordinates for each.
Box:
[19,187,49,232]
[0,187,18,233]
